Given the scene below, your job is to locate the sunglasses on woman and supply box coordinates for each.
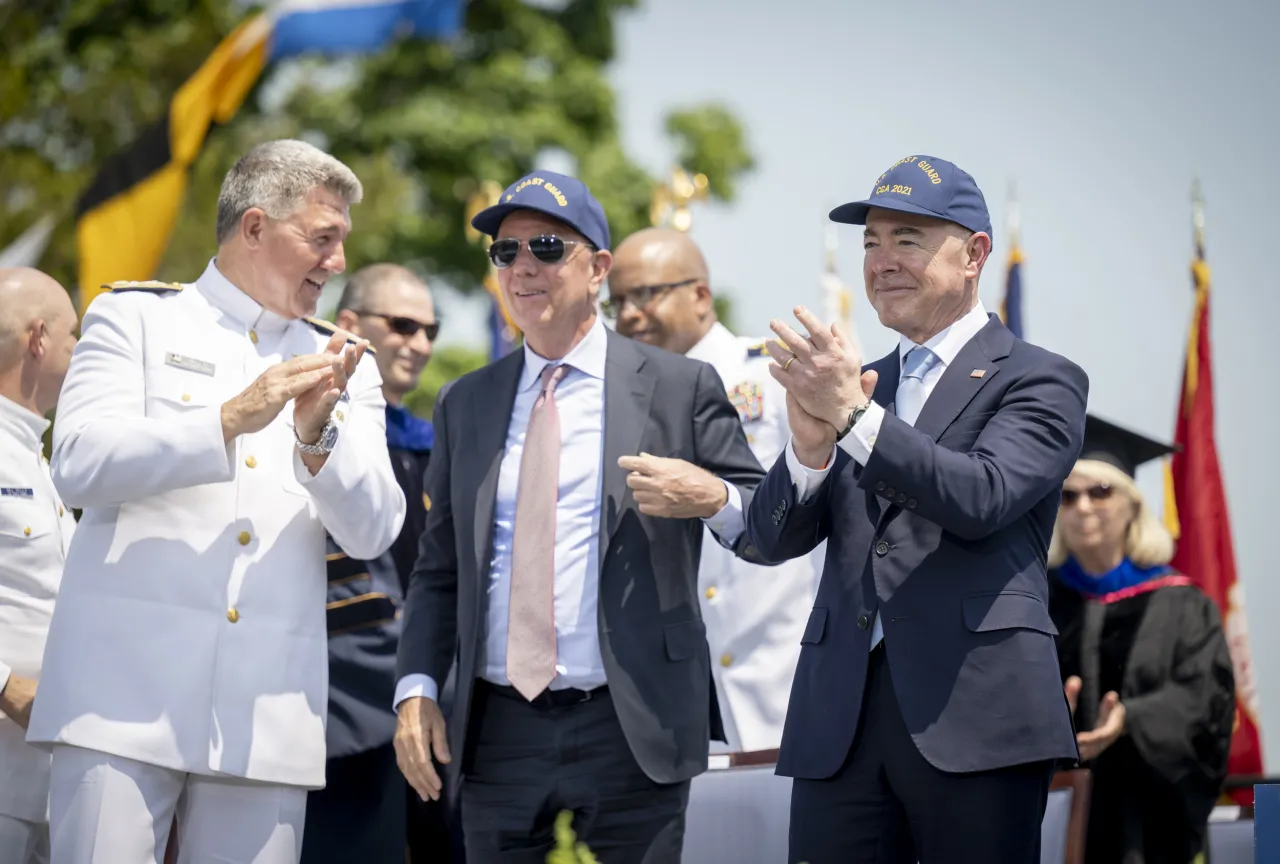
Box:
[1060,484,1115,507]
[487,235,595,269]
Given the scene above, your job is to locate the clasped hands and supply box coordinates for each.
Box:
[766,306,878,469]
[220,331,367,446]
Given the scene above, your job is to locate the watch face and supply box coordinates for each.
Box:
[321,421,339,449]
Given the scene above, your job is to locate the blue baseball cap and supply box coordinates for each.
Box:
[470,171,611,251]
[830,155,993,241]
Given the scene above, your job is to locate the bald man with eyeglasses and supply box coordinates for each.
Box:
[607,227,820,756]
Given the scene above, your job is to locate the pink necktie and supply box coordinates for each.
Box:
[507,363,568,700]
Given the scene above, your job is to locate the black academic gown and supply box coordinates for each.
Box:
[1048,570,1236,864]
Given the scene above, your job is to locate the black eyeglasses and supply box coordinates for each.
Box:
[599,278,699,319]
[1060,484,1115,507]
[352,311,439,341]
[487,235,595,269]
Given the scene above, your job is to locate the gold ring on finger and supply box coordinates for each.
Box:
[783,354,796,372]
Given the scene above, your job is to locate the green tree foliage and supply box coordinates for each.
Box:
[1,0,755,417]
[0,0,248,292]
[403,344,488,419]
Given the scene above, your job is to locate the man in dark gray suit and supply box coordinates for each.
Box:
[748,155,1088,863]
[393,171,764,863]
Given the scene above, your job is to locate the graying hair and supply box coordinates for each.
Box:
[215,139,363,244]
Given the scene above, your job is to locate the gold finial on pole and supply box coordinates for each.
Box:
[465,179,520,346]
[464,180,504,245]
[650,167,709,231]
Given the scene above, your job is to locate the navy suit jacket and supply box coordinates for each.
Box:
[746,316,1087,779]
[397,330,766,790]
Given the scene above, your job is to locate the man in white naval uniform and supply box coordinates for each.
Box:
[608,227,819,752]
[0,268,80,864]
[26,140,406,864]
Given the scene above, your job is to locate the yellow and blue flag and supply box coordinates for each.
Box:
[74,0,464,314]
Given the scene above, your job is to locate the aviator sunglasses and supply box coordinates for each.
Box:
[488,234,595,269]
[1060,484,1115,507]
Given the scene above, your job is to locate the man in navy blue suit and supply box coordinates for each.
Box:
[747,156,1088,863]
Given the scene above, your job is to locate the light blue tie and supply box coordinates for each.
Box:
[895,346,940,428]
[870,345,939,650]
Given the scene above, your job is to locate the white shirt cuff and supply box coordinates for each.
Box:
[785,438,837,503]
[836,402,886,466]
[703,480,744,546]
[0,659,11,697]
[394,673,438,710]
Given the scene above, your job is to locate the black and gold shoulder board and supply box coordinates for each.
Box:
[103,280,185,294]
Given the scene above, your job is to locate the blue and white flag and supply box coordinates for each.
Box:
[268,0,464,60]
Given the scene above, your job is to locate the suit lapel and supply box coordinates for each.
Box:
[473,351,524,583]
[870,316,1013,533]
[867,349,901,417]
[910,316,1012,441]
[599,332,655,568]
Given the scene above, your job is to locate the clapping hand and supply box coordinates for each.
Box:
[294,331,367,443]
[766,305,876,429]
[1064,676,1127,761]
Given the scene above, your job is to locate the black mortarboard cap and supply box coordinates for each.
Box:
[1079,414,1177,478]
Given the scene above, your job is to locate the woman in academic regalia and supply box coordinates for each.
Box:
[1047,414,1235,864]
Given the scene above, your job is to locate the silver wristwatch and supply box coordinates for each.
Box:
[295,418,338,455]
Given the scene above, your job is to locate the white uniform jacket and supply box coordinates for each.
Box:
[687,323,821,752]
[26,260,406,789]
[0,396,75,823]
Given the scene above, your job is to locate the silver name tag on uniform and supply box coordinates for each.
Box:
[164,352,216,376]
[0,488,34,499]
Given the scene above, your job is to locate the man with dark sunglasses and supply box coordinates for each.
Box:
[608,226,819,756]
[297,264,459,864]
[393,170,765,863]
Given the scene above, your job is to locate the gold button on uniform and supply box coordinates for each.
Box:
[720,653,733,667]
[249,329,259,344]
[705,586,718,600]
[335,410,345,422]
[23,527,32,537]
[227,608,240,623]
[238,531,251,546]
[245,456,257,469]
[181,393,191,402]
[59,506,64,516]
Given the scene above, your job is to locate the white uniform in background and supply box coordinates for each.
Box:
[687,322,822,753]
[26,260,406,864]
[0,396,75,864]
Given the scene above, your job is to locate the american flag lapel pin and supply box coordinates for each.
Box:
[970,369,986,378]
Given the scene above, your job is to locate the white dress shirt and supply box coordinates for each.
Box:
[784,301,991,644]
[394,316,744,706]
[0,395,75,824]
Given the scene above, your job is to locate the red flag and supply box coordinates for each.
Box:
[1166,222,1263,806]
